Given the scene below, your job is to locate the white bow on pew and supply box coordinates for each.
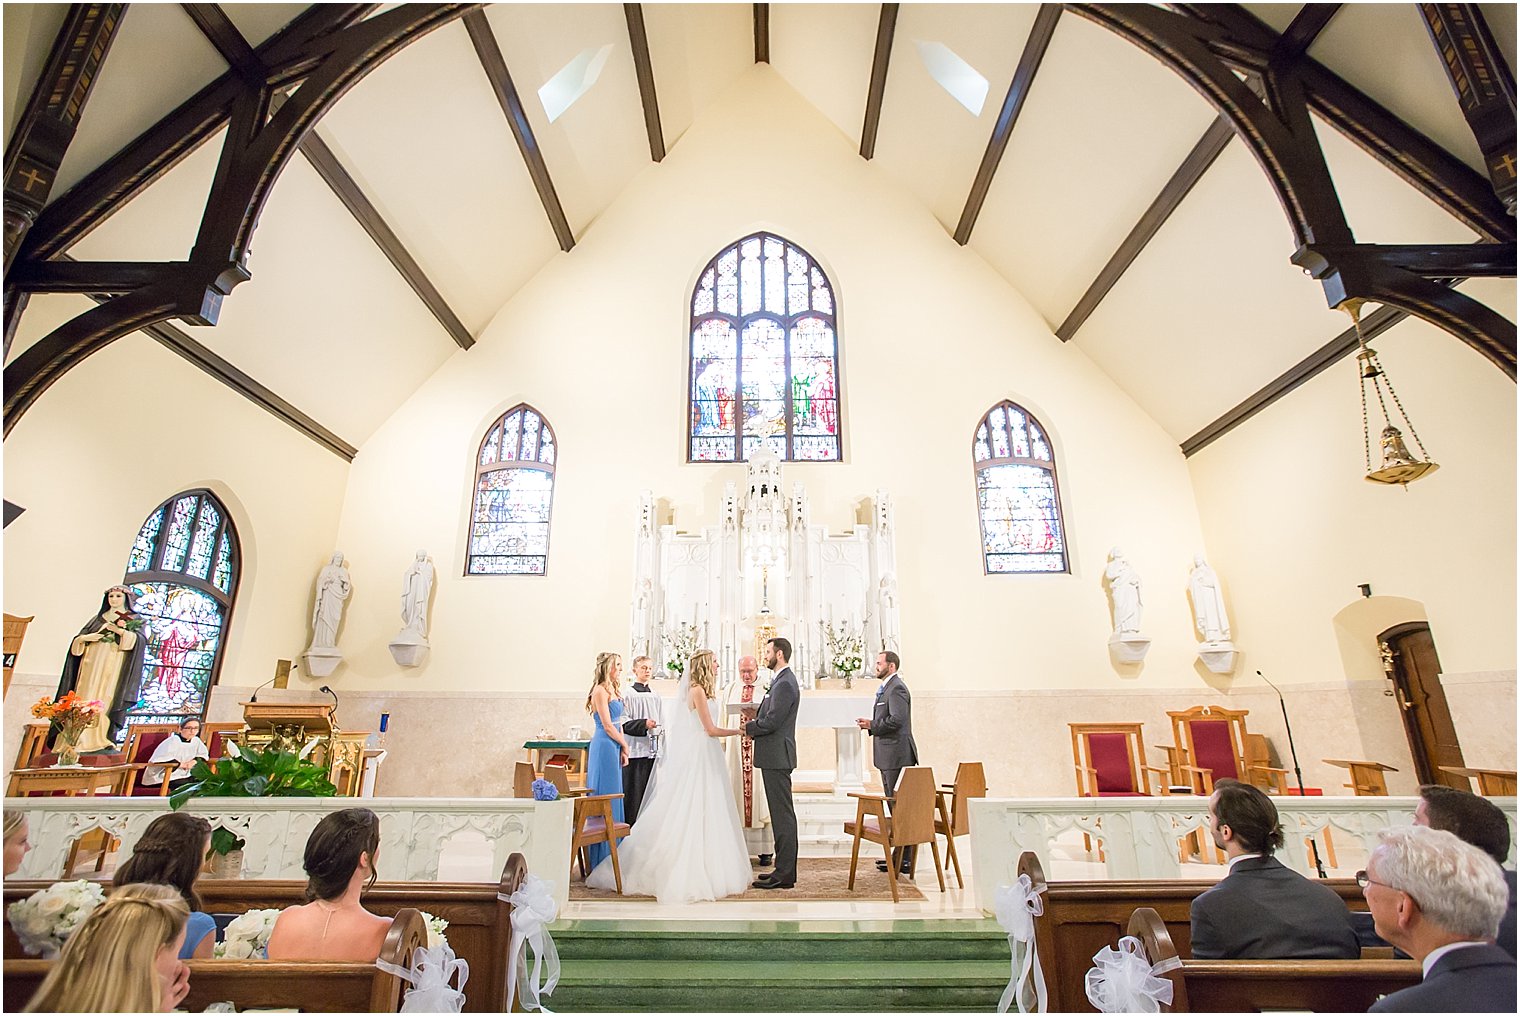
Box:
[377,942,470,1013]
[502,874,561,1012]
[994,873,1049,1013]
[1084,935,1180,1013]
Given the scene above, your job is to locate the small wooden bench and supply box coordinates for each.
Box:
[3,854,528,1013]
[4,908,427,1012]
[1128,906,1420,1012]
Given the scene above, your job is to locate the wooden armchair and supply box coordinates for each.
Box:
[545,763,589,798]
[571,793,630,891]
[1167,706,1288,795]
[845,766,945,902]
[935,762,986,889]
[121,723,181,796]
[514,760,537,798]
[12,721,50,771]
[1070,723,1172,798]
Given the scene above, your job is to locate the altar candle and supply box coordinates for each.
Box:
[379,712,390,733]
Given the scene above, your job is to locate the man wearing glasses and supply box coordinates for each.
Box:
[1360,825,1514,1013]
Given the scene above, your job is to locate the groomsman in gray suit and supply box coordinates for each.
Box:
[744,637,800,890]
[857,650,918,875]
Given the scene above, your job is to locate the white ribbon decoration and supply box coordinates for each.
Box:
[502,875,561,1012]
[376,942,470,1013]
[994,875,1049,1013]
[1083,935,1180,1013]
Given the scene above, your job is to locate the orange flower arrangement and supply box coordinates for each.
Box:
[31,693,105,765]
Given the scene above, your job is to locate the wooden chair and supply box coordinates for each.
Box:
[545,763,589,798]
[120,723,181,796]
[11,721,50,771]
[202,722,244,761]
[1070,723,1173,858]
[845,766,945,902]
[935,761,986,889]
[1167,706,1288,794]
[571,793,630,891]
[514,760,537,798]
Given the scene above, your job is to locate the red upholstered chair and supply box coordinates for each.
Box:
[1070,723,1171,858]
[122,723,179,796]
[203,723,244,762]
[1167,706,1288,795]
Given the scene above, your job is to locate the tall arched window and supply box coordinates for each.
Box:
[973,401,1068,574]
[468,404,556,575]
[688,232,841,462]
[123,489,240,724]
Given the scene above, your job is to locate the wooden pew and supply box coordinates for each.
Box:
[1128,906,1420,1012]
[1017,852,1379,1013]
[3,854,528,1013]
[4,908,427,1012]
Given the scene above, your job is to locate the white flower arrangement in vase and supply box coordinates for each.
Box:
[660,621,701,677]
[7,879,106,957]
[822,619,867,689]
[213,908,280,959]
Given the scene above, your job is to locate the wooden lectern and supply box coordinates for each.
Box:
[1324,758,1399,796]
[240,701,336,752]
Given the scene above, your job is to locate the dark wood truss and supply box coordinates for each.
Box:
[625,4,665,162]
[754,4,769,64]
[463,10,574,253]
[1418,4,1516,214]
[859,4,899,160]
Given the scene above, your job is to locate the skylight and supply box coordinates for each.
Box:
[538,44,614,123]
[914,40,989,117]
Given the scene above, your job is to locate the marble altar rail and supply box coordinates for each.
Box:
[6,797,576,908]
[967,796,1519,914]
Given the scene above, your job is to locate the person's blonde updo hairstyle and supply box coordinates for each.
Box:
[585,652,621,712]
[689,649,718,698]
[3,809,24,844]
[24,882,189,1013]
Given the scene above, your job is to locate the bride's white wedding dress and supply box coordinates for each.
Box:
[585,677,751,903]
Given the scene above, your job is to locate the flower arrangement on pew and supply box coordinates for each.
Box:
[214,908,280,958]
[30,692,105,766]
[420,911,450,950]
[7,879,106,957]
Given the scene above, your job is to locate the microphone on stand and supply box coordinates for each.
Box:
[249,677,277,703]
[1259,669,1327,879]
[319,685,338,707]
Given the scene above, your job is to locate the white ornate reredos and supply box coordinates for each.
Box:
[630,454,900,687]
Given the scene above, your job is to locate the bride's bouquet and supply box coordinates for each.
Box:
[8,879,106,957]
[214,908,279,958]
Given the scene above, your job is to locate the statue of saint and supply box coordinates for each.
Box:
[1104,547,1143,635]
[400,550,434,637]
[309,553,351,651]
[56,585,150,751]
[1188,554,1231,643]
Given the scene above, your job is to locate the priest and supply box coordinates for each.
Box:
[723,655,773,864]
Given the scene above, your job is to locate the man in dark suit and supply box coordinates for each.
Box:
[743,637,800,890]
[1415,783,1516,958]
[1190,779,1359,959]
[857,650,918,874]
[1364,825,1515,1013]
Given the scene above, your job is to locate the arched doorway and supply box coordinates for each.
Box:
[1378,623,1467,789]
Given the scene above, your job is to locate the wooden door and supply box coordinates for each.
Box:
[1380,624,1466,788]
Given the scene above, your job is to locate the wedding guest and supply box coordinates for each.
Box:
[857,650,917,875]
[112,812,217,958]
[4,810,31,876]
[142,717,211,793]
[24,882,192,1013]
[619,655,662,824]
[584,652,630,869]
[1414,783,1516,957]
[1364,825,1515,1012]
[1190,779,1359,959]
[267,808,392,962]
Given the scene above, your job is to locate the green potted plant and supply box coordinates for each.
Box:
[171,740,338,877]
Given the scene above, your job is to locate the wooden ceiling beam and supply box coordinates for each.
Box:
[754,4,769,64]
[298,131,474,350]
[624,4,665,162]
[182,4,264,84]
[1418,4,1516,214]
[953,4,1061,246]
[463,10,574,252]
[859,4,899,160]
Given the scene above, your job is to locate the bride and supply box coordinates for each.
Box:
[586,648,752,903]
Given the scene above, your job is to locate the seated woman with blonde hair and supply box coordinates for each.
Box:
[4,809,32,876]
[24,882,192,1013]
[266,807,392,962]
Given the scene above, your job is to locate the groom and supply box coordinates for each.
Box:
[743,636,800,890]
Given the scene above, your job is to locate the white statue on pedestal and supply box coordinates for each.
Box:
[304,552,350,678]
[390,550,434,668]
[1104,546,1151,664]
[1189,553,1238,674]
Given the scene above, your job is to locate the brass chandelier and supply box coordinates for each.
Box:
[1349,303,1438,487]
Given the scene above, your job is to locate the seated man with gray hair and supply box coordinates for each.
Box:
[1362,825,1515,1013]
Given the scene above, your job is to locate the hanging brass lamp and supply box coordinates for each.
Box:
[1349,302,1438,487]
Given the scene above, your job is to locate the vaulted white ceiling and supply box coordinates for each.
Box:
[4,3,1514,452]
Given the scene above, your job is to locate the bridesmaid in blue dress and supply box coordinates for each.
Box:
[584,652,630,870]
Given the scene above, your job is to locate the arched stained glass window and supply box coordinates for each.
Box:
[688,232,841,462]
[468,404,557,575]
[974,401,1068,574]
[124,489,240,724]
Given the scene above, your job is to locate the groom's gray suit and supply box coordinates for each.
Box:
[746,665,800,884]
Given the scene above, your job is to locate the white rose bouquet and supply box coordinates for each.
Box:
[420,910,450,950]
[7,879,106,957]
[213,908,280,959]
[823,619,866,686]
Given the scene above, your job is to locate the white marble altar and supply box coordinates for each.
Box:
[721,690,875,791]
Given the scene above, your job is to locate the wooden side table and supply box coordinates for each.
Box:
[7,763,134,797]
[523,740,590,789]
[1323,759,1398,796]
[1438,766,1519,796]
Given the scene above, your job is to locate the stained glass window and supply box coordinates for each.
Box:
[468,405,556,575]
[688,232,841,462]
[122,489,240,726]
[973,401,1069,574]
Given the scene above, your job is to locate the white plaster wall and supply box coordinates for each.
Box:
[327,66,1211,701]
[3,324,351,713]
